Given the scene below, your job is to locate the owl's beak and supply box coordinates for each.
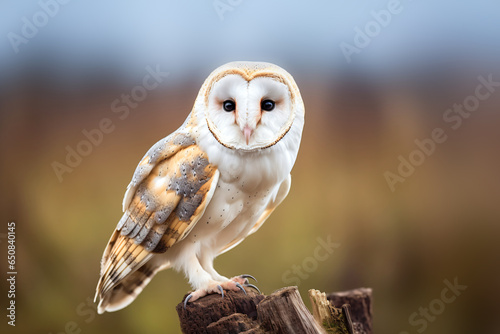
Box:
[243,125,253,145]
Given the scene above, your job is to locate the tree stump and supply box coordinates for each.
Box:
[309,289,349,334]
[176,289,265,333]
[257,287,325,333]
[176,286,373,334]
[327,288,373,334]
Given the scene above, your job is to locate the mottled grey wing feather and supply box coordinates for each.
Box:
[96,132,219,304]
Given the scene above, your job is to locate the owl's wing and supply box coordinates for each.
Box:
[95,132,219,311]
[218,174,291,255]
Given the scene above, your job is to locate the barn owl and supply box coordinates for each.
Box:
[95,61,305,313]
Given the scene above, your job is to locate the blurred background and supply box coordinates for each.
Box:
[1,1,500,333]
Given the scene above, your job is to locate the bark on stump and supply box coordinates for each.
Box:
[176,286,373,334]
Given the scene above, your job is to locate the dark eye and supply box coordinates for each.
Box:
[261,99,275,111]
[223,100,235,112]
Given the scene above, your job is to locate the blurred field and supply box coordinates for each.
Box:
[1,65,500,333]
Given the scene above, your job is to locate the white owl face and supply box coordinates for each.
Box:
[204,73,296,151]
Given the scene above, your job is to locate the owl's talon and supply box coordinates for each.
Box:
[240,274,258,283]
[217,285,224,298]
[235,283,247,295]
[244,283,261,294]
[183,294,193,309]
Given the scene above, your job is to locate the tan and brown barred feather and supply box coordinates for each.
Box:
[95,132,219,303]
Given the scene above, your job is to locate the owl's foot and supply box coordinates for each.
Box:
[183,275,260,309]
[228,274,261,294]
[183,282,224,309]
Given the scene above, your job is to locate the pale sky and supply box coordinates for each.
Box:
[1,0,499,85]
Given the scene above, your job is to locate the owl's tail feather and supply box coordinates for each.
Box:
[97,261,166,314]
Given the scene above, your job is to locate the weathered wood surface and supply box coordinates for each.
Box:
[176,286,373,334]
[257,287,325,333]
[309,289,349,334]
[327,288,373,334]
[176,289,265,333]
